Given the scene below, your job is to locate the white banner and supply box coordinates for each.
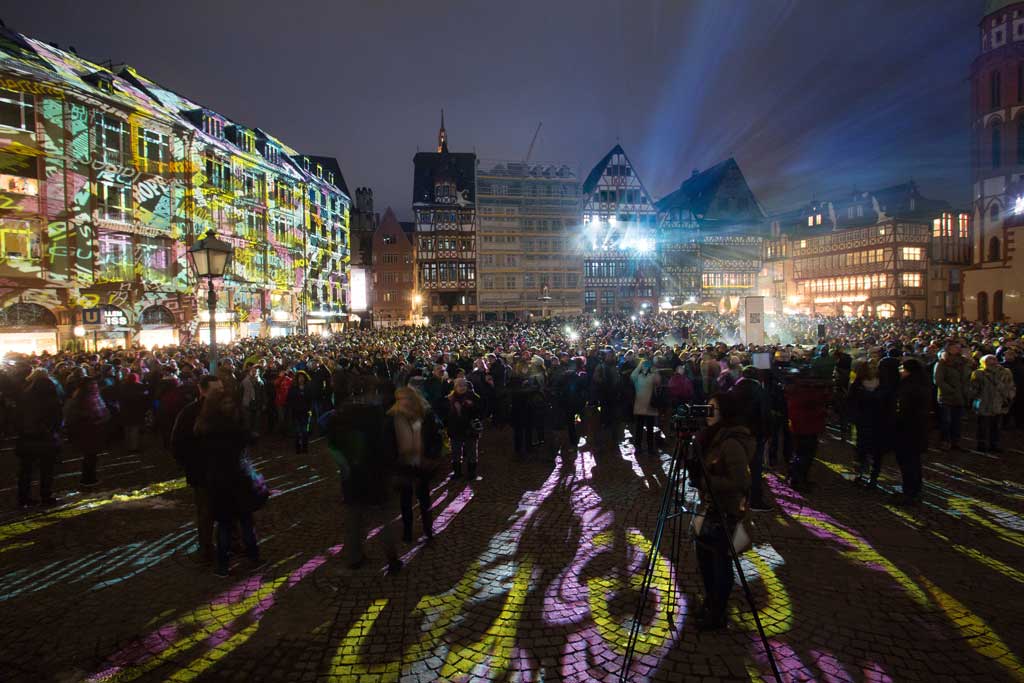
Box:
[742,296,765,346]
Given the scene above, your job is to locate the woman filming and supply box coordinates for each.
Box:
[693,391,753,631]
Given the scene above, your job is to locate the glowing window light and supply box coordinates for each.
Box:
[608,216,617,226]
[1016,196,1024,215]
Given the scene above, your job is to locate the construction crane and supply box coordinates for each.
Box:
[524,121,542,164]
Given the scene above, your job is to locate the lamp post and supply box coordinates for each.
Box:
[187,231,234,374]
[411,293,423,325]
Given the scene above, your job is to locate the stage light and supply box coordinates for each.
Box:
[608,216,617,226]
[593,320,601,328]
[630,315,637,322]
[634,238,654,254]
[641,302,649,308]
[568,331,579,341]
[686,296,697,305]
[1016,196,1024,215]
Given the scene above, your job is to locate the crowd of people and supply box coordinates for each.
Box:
[3,312,1021,624]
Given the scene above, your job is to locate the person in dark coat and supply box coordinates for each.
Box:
[63,378,110,487]
[730,368,772,510]
[554,358,589,449]
[847,361,886,488]
[444,378,482,479]
[156,375,187,450]
[194,387,261,577]
[117,373,149,454]
[895,358,930,505]
[16,369,63,508]
[287,371,313,453]
[171,375,222,563]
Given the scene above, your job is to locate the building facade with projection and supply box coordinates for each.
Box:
[476,159,581,320]
[411,115,478,323]
[962,0,1024,321]
[768,182,970,320]
[0,25,349,353]
[655,158,765,311]
[579,145,658,315]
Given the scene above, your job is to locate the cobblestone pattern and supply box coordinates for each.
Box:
[0,416,1021,682]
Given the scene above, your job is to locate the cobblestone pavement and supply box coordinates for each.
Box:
[0,414,1022,683]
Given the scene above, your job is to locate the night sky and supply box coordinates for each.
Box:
[3,1,982,219]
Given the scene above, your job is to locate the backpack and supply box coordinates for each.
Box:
[422,409,451,461]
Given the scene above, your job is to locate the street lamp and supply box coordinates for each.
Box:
[187,231,234,374]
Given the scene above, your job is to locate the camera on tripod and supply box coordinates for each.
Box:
[670,403,714,434]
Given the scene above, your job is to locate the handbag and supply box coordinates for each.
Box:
[692,510,753,555]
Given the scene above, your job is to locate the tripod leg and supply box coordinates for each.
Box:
[619,436,688,682]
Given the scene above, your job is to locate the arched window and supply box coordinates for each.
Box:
[994,290,1004,321]
[876,303,896,319]
[990,203,1000,222]
[978,291,989,323]
[901,303,914,319]
[989,235,1002,261]
[993,123,1003,168]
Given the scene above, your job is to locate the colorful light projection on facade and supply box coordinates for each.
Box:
[0,33,349,342]
[766,474,1024,682]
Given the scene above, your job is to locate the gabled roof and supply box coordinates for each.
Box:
[581,143,624,195]
[376,207,413,246]
[302,155,351,198]
[412,150,476,204]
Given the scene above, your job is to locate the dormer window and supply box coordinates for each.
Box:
[265,145,279,164]
[303,158,310,171]
[202,114,224,139]
[316,164,323,178]
[327,172,334,185]
[83,71,117,95]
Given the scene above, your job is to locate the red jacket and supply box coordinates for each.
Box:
[785,382,830,435]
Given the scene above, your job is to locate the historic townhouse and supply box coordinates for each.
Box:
[0,25,349,353]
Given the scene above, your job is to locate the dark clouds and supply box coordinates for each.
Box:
[3,0,981,217]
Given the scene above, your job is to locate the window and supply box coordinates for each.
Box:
[483,274,495,289]
[847,207,854,219]
[816,213,822,225]
[600,291,615,308]
[584,290,597,308]
[97,232,133,281]
[524,273,535,289]
[807,215,814,227]
[96,181,132,222]
[94,114,131,165]
[204,157,231,191]
[0,219,40,261]
[382,234,396,245]
[567,273,578,288]
[203,115,224,139]
[0,88,34,131]
[990,203,1000,222]
[137,128,169,169]
[901,247,922,260]
[505,274,516,289]
[381,253,399,264]
[958,213,969,238]
[989,236,1002,261]
[382,292,393,303]
[901,272,922,287]
[992,69,1002,108]
[993,123,1003,168]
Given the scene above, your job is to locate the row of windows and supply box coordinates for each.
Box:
[594,189,649,205]
[933,213,970,238]
[481,254,518,267]
[419,262,476,283]
[481,273,580,290]
[701,272,755,289]
[796,248,889,274]
[375,271,413,284]
[800,273,892,294]
[419,237,474,252]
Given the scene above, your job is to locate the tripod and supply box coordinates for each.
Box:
[618,426,784,683]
